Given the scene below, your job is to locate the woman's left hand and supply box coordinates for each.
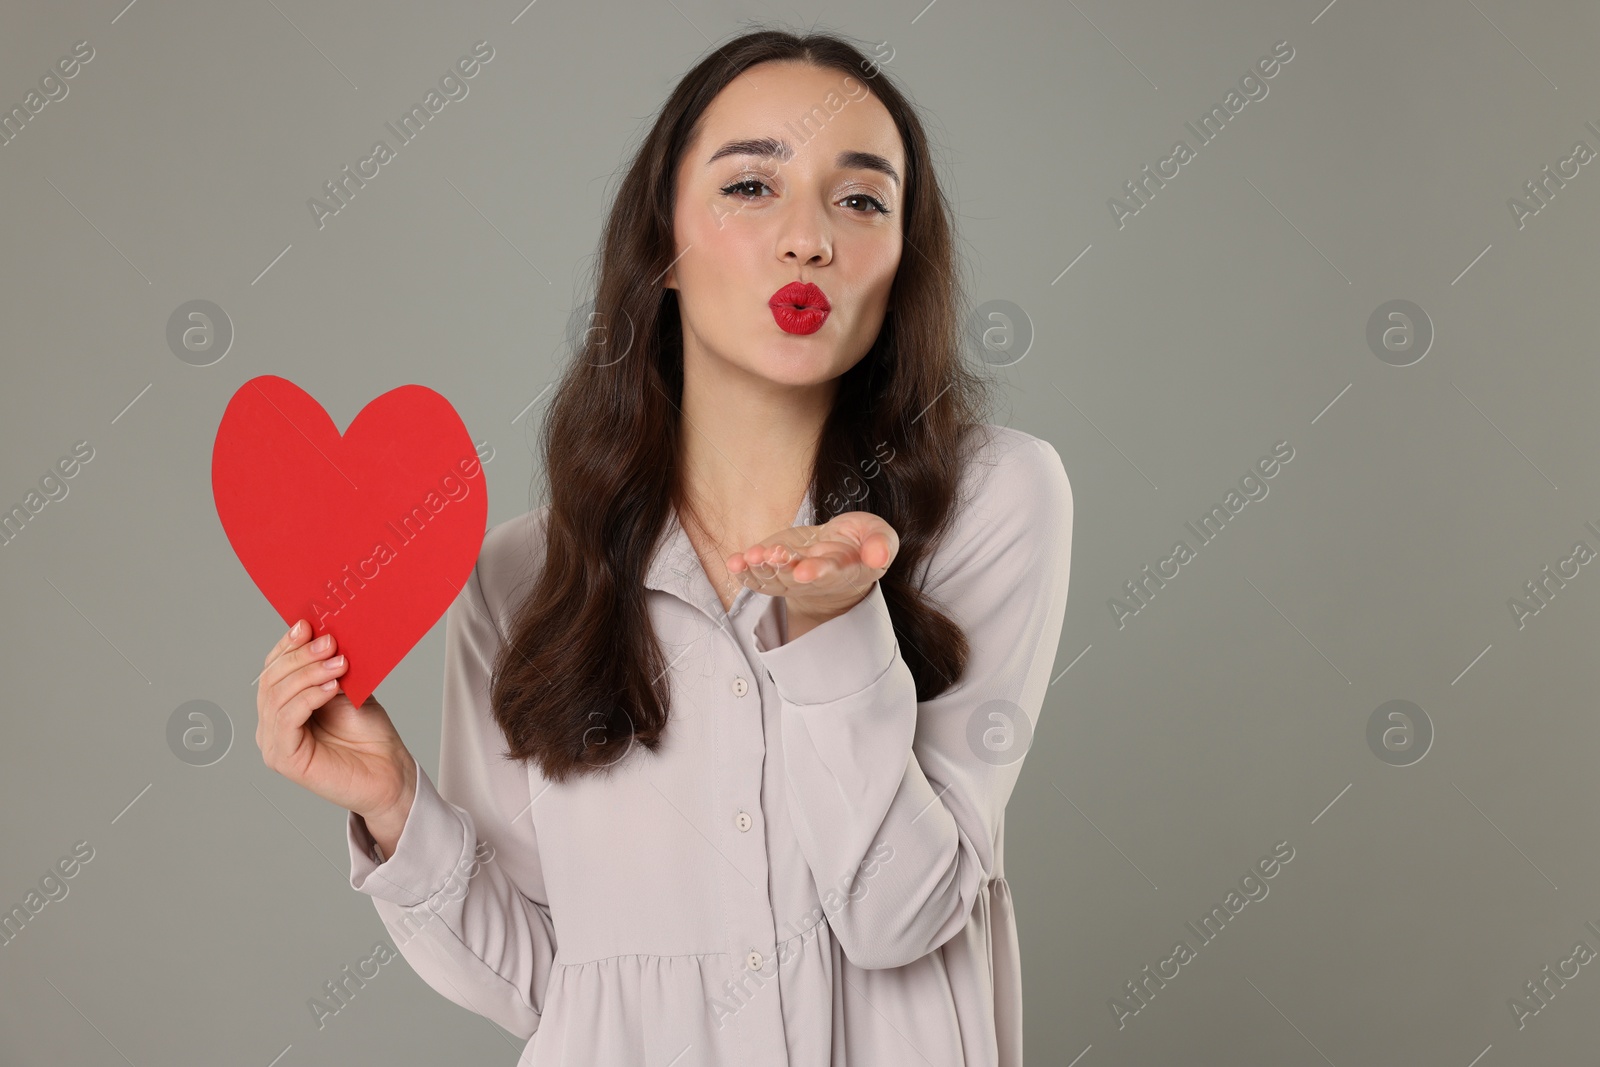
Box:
[726,511,900,626]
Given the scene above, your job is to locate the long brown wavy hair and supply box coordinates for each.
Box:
[490,25,999,782]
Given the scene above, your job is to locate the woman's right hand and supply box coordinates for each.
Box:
[256,620,417,838]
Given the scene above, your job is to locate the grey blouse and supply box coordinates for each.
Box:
[345,423,1074,1066]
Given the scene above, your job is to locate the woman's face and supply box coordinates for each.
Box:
[665,60,905,389]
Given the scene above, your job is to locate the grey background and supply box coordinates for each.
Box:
[2,0,1596,1064]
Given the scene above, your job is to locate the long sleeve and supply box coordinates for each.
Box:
[754,433,1073,970]
[345,553,558,1036]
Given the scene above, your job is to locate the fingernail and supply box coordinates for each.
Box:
[289,621,300,639]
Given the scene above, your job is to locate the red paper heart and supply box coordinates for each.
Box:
[212,375,487,707]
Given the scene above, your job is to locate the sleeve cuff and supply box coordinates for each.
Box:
[346,763,472,907]
[755,580,899,706]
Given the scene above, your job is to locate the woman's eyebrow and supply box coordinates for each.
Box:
[706,136,900,187]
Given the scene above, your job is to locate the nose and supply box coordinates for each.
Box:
[777,205,832,268]
[783,244,829,267]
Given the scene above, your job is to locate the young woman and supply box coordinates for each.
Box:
[256,26,1072,1067]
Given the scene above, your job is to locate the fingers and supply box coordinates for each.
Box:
[742,537,824,570]
[737,543,807,583]
[739,547,834,590]
[262,622,335,688]
[258,620,347,728]
[276,647,346,714]
[863,530,894,569]
[264,618,307,668]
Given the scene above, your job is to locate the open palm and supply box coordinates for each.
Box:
[725,511,899,622]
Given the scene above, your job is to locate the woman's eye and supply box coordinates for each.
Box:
[720,178,772,199]
[718,179,891,216]
[841,193,890,215]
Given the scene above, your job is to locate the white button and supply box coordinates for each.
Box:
[732,676,749,697]
[736,811,753,832]
[746,950,765,971]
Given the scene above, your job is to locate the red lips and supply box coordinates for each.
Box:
[768,281,831,335]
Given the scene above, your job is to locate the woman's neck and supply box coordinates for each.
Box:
[675,357,834,542]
